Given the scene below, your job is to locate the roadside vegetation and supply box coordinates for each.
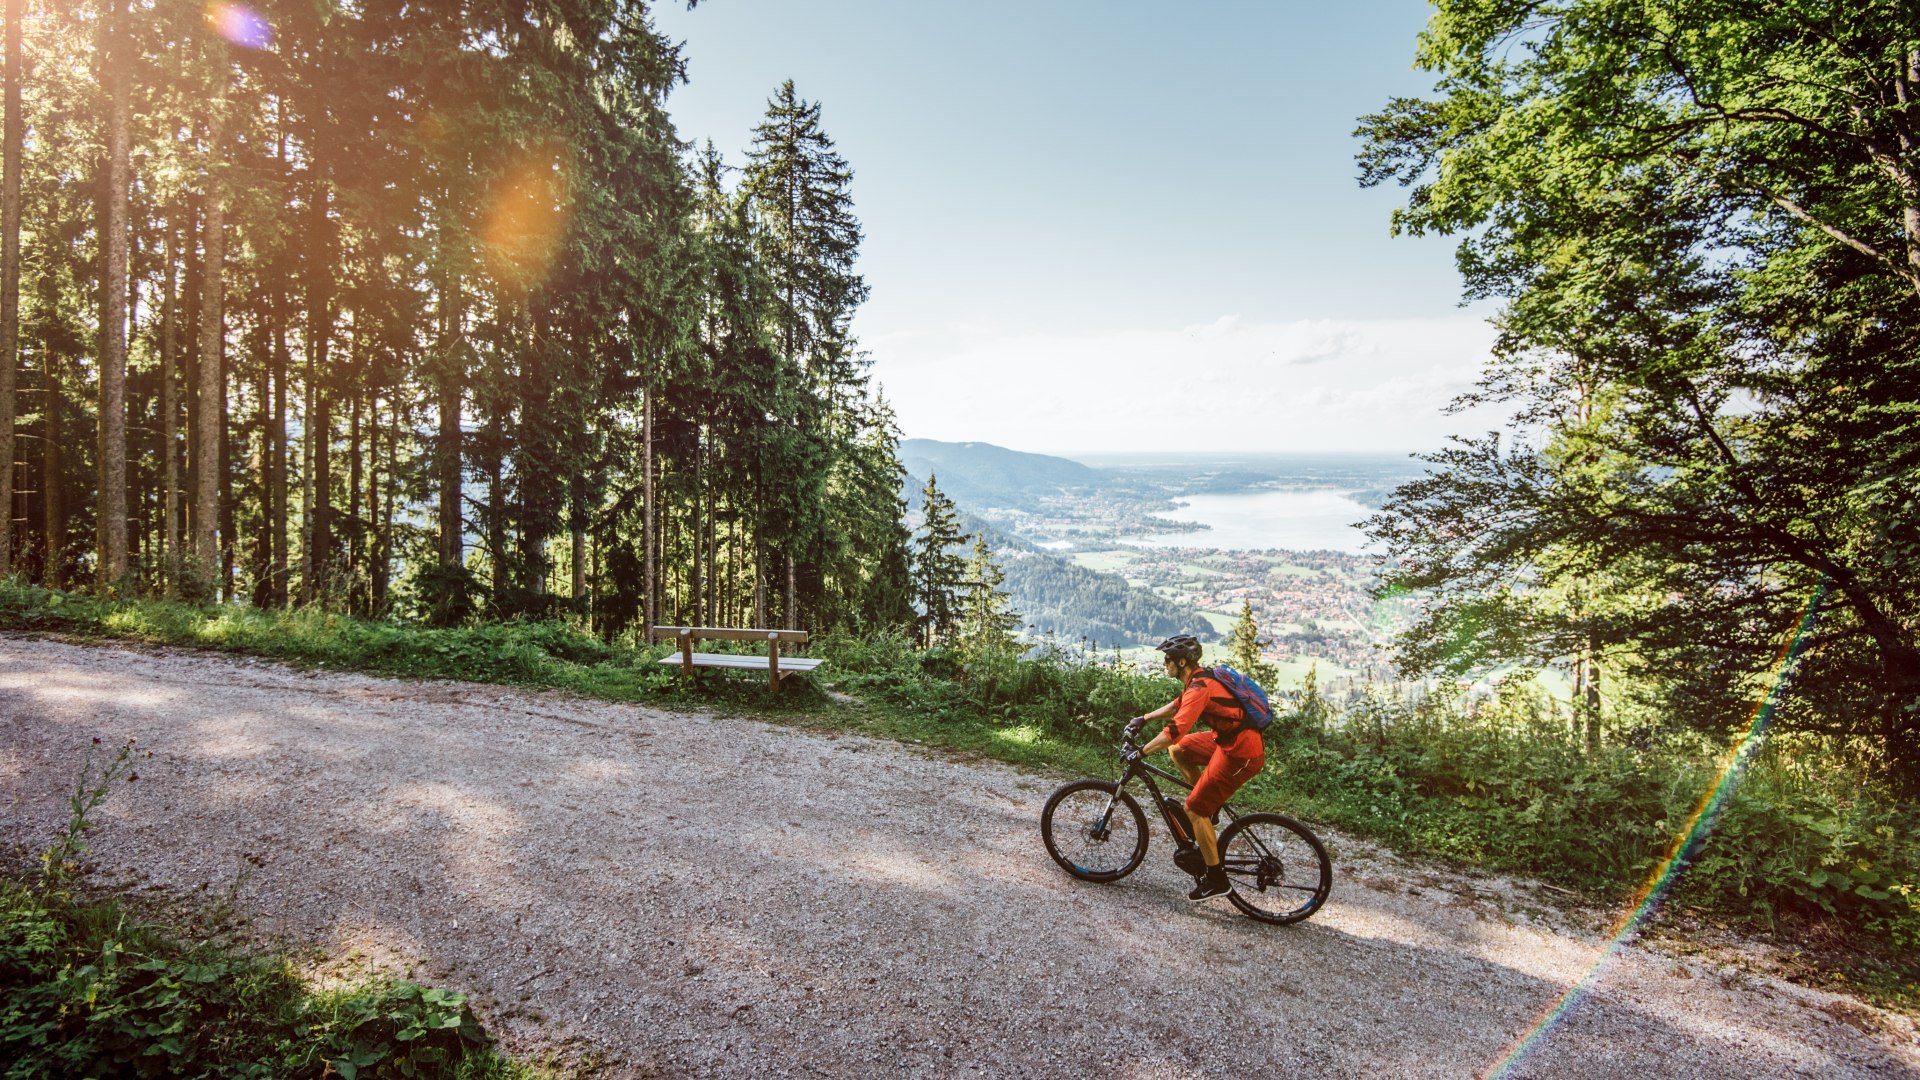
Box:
[7,582,1916,1010]
[2,739,547,1079]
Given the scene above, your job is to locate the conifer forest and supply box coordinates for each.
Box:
[2,0,917,636]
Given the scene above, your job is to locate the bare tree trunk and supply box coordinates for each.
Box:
[436,273,461,571]
[270,273,286,605]
[41,358,62,586]
[0,0,21,578]
[571,503,586,613]
[183,194,200,565]
[347,344,363,613]
[96,0,130,588]
[193,71,225,598]
[375,394,394,614]
[217,295,232,602]
[160,207,178,593]
[484,409,504,597]
[642,382,655,630]
[786,555,797,630]
[689,428,702,623]
[1571,655,1587,745]
[753,543,766,629]
[304,182,332,604]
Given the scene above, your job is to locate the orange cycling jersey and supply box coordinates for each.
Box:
[1161,673,1259,758]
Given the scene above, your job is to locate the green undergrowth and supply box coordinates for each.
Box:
[5,584,1916,1007]
[3,740,550,1079]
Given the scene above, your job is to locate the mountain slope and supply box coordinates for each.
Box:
[898,439,1096,511]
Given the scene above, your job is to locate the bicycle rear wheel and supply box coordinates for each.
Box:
[1040,780,1149,882]
[1217,812,1332,924]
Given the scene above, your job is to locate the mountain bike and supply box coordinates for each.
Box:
[1039,718,1332,924]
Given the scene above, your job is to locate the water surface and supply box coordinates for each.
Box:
[1122,489,1374,553]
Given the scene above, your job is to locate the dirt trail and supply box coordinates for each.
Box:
[2,635,1916,1079]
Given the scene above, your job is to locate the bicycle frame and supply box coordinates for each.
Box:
[1096,749,1245,850]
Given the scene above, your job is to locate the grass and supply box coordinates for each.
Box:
[6,582,1918,1012]
[1067,550,1138,574]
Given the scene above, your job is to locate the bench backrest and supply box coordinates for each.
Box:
[648,625,809,646]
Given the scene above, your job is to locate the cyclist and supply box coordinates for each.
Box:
[1129,634,1265,902]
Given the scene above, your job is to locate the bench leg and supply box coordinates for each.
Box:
[769,642,781,693]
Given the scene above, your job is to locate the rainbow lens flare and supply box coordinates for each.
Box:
[1481,580,1830,1078]
[205,3,271,49]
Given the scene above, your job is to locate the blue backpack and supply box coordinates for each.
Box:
[1207,665,1274,732]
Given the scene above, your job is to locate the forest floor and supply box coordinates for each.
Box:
[3,634,1917,1079]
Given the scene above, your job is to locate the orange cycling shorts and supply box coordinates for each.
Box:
[1174,728,1265,818]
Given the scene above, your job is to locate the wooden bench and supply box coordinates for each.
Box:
[647,625,823,692]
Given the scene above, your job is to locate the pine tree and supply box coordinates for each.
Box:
[914,474,965,646]
[1226,599,1278,684]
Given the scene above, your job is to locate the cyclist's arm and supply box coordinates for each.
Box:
[1142,684,1210,755]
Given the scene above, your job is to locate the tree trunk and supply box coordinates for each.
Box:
[1584,635,1602,755]
[485,409,504,597]
[266,254,287,605]
[0,0,19,578]
[159,207,178,593]
[571,508,586,614]
[347,343,363,613]
[218,304,232,601]
[1570,655,1587,745]
[193,78,225,599]
[96,0,130,589]
[786,554,797,630]
[182,194,200,570]
[375,394,394,614]
[642,382,655,630]
[304,181,332,605]
[689,428,702,623]
[436,273,461,571]
[41,354,61,587]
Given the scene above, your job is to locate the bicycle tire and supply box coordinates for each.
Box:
[1216,812,1332,924]
[1040,779,1149,883]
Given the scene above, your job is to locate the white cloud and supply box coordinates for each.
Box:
[868,315,1505,454]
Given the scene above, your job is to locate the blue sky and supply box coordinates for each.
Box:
[651,0,1503,454]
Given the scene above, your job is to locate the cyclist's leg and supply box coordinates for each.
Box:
[1169,731,1218,855]
[1187,742,1265,877]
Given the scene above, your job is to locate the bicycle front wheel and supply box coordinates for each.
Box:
[1040,779,1149,882]
[1217,812,1332,924]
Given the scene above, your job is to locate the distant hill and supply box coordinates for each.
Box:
[898,439,1096,511]
[999,552,1217,647]
[899,441,1216,646]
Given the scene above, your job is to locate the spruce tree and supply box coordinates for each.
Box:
[914,474,966,646]
[959,533,1022,658]
[1226,598,1278,684]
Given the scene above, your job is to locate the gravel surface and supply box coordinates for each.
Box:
[3,635,1917,1079]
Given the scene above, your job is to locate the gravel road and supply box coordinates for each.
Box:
[2,635,1916,1079]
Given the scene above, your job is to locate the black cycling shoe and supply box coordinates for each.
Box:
[1187,866,1235,902]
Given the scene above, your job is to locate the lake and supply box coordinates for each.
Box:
[1121,489,1376,553]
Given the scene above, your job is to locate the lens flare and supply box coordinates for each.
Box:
[1481,580,1830,1079]
[481,146,573,289]
[205,2,271,50]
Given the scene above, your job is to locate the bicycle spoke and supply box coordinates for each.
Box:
[1218,813,1332,925]
[1041,781,1148,882]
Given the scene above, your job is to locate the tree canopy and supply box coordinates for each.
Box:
[1359,0,1920,777]
[1,0,914,640]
